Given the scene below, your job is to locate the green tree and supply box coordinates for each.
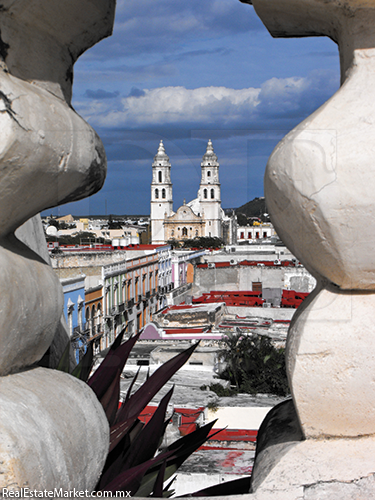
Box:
[236,213,249,226]
[166,238,181,249]
[218,332,289,396]
[183,236,224,249]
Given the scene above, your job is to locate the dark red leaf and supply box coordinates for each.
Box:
[138,420,219,496]
[109,416,140,453]
[71,341,94,381]
[121,387,174,470]
[178,476,251,497]
[152,459,167,497]
[116,342,199,424]
[100,388,174,488]
[101,449,176,494]
[100,368,121,426]
[88,330,141,400]
[124,366,141,403]
[98,419,144,491]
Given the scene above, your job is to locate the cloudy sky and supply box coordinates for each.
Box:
[50,0,340,216]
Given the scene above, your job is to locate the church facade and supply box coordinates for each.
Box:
[150,140,236,245]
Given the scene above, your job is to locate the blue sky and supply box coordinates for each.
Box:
[49,0,340,216]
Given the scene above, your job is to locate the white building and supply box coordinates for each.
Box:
[150,140,236,245]
[237,223,276,242]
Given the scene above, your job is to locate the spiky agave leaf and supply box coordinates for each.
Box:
[162,475,177,498]
[109,342,199,452]
[178,476,251,497]
[56,341,71,373]
[151,459,167,497]
[88,330,141,400]
[71,341,94,381]
[121,387,174,470]
[99,388,174,489]
[101,449,177,495]
[135,420,219,498]
[116,342,199,424]
[99,368,121,426]
[124,366,141,403]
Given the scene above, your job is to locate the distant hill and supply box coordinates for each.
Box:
[235,197,268,220]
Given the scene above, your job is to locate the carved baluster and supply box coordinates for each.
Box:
[0,1,115,490]
[241,0,375,497]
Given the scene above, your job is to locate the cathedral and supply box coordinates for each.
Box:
[150,139,236,245]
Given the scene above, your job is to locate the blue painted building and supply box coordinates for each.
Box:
[60,275,87,363]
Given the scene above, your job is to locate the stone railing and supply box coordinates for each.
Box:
[239,0,375,498]
[0,0,115,492]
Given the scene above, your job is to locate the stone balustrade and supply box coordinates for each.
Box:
[0,0,115,491]
[239,0,375,498]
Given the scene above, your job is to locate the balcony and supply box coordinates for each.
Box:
[126,298,134,309]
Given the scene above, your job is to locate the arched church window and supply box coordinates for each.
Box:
[211,189,214,199]
[207,171,211,177]
[158,171,162,183]
[171,230,174,236]
[155,188,159,199]
[182,227,188,236]
[204,189,207,199]
[195,230,198,236]
[162,188,166,199]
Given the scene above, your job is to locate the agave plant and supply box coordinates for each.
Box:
[57,331,216,495]
[58,330,252,496]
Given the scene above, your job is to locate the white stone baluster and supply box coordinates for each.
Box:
[240,0,375,498]
[0,1,115,490]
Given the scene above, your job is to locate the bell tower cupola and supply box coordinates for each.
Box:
[151,140,173,244]
[198,140,222,238]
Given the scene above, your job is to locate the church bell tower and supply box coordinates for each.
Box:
[150,140,173,244]
[198,140,222,238]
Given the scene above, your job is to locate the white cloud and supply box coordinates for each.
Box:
[76,73,337,130]
[78,85,260,127]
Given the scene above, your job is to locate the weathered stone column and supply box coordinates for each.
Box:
[0,1,115,491]
[239,0,375,498]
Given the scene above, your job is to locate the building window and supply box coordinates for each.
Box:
[162,188,166,199]
[240,231,244,239]
[256,232,260,239]
[195,229,198,236]
[158,171,162,183]
[182,227,188,236]
[207,171,211,177]
[203,189,207,199]
[92,304,97,335]
[155,188,159,199]
[97,303,102,333]
[248,232,251,239]
[211,189,214,199]
[171,229,174,236]
[263,231,267,238]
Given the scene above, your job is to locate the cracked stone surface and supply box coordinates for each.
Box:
[0,0,115,491]
[236,0,375,498]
